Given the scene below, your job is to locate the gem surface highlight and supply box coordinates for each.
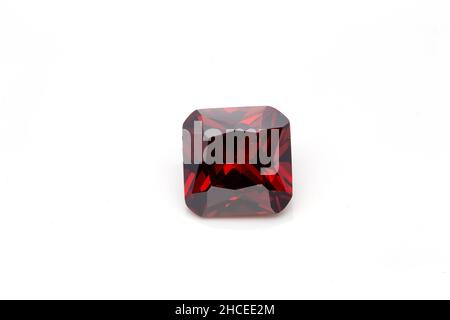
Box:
[183,106,292,217]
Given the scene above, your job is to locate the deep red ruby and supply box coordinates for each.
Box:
[182,106,292,217]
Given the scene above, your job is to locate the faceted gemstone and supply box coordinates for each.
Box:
[182,106,292,217]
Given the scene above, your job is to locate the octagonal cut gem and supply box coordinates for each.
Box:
[182,106,292,217]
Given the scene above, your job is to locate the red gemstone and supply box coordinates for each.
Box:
[182,106,292,217]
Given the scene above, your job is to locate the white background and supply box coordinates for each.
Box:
[1,0,450,299]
